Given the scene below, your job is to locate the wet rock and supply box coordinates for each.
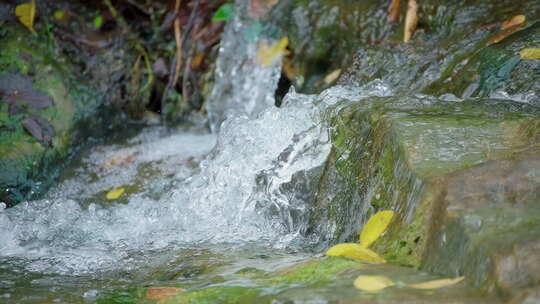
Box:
[312,95,540,298]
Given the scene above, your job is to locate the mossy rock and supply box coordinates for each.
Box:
[0,23,132,206]
[310,95,540,297]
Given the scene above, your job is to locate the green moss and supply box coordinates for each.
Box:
[264,257,363,285]
[162,286,263,304]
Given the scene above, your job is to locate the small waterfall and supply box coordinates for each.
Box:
[206,0,283,131]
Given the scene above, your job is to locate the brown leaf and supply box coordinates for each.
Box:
[248,0,279,20]
[101,152,135,171]
[501,15,525,31]
[21,115,55,144]
[0,74,53,108]
[403,0,418,43]
[387,0,401,24]
[146,287,185,300]
[487,26,523,45]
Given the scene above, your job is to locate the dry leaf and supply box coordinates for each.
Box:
[388,0,401,23]
[15,0,36,33]
[403,0,418,43]
[408,276,465,289]
[324,69,341,84]
[21,115,55,144]
[256,37,289,67]
[106,187,125,200]
[146,287,185,300]
[354,275,395,292]
[487,26,523,45]
[326,243,386,263]
[0,74,53,108]
[101,153,135,171]
[360,210,394,247]
[519,48,540,60]
[248,0,279,20]
[501,15,525,31]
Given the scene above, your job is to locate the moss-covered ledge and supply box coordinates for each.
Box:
[0,24,134,206]
[308,95,539,298]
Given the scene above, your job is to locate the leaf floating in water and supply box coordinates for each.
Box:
[408,276,465,289]
[487,26,524,45]
[256,37,289,67]
[403,0,418,43]
[146,287,185,300]
[106,187,125,200]
[501,15,525,31]
[248,0,279,20]
[387,0,401,23]
[360,210,394,247]
[326,243,386,263]
[15,0,36,33]
[519,48,540,60]
[324,69,341,84]
[0,74,53,108]
[354,275,395,292]
[212,3,234,22]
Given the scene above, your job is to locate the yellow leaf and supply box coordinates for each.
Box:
[323,69,341,84]
[53,10,65,21]
[106,187,125,200]
[403,0,418,43]
[408,276,465,289]
[354,275,395,292]
[387,0,401,24]
[256,37,289,67]
[326,243,386,263]
[501,15,525,31]
[359,210,395,247]
[15,0,36,33]
[519,48,540,60]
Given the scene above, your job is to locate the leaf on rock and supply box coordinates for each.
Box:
[146,287,185,300]
[324,69,341,84]
[248,0,279,20]
[403,0,418,43]
[21,115,55,144]
[256,37,289,67]
[212,3,234,22]
[326,243,386,263]
[487,26,524,45]
[354,275,395,292]
[0,74,53,108]
[106,187,125,200]
[360,210,394,247]
[519,48,540,60]
[15,0,36,33]
[408,276,465,289]
[501,15,525,31]
[387,0,401,24]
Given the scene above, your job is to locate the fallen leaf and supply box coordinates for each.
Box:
[403,0,418,43]
[146,287,185,300]
[354,275,395,292]
[487,26,523,45]
[15,0,36,33]
[53,10,65,21]
[21,115,55,144]
[248,0,279,20]
[212,3,234,22]
[256,37,289,67]
[519,48,540,60]
[326,243,386,263]
[0,74,53,108]
[360,210,394,247]
[102,153,135,171]
[501,15,525,31]
[106,187,125,200]
[387,0,401,23]
[408,276,465,289]
[324,69,341,84]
